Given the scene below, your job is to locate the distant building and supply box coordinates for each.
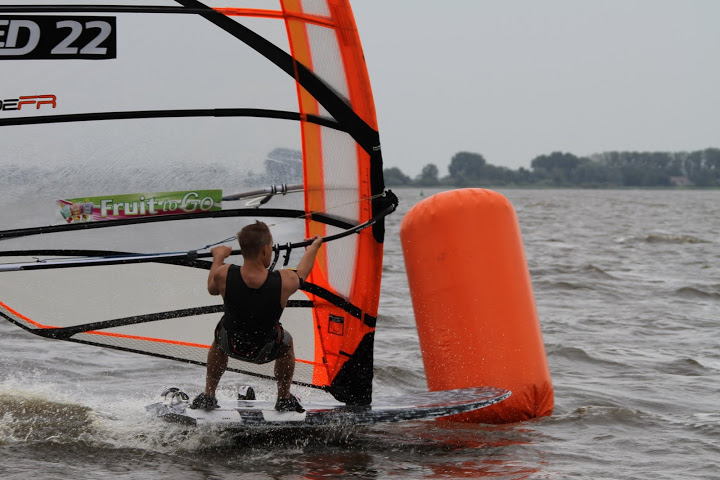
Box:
[669,176,693,186]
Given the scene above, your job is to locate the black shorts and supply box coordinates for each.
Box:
[214,320,291,365]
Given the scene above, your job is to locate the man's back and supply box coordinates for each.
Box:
[223,265,283,342]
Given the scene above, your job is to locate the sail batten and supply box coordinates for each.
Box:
[0,109,347,131]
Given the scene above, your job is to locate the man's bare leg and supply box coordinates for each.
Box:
[205,340,228,397]
[274,343,295,399]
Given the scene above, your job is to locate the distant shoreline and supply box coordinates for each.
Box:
[385,148,720,189]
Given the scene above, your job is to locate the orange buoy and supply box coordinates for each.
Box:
[400,188,553,424]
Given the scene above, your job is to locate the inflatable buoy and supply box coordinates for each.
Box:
[400,188,553,424]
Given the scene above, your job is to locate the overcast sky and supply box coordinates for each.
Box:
[351,0,720,177]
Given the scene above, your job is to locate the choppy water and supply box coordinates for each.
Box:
[1,187,719,479]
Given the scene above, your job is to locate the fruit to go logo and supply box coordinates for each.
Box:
[58,190,223,223]
[99,192,218,217]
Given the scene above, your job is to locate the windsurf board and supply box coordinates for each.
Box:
[146,386,511,429]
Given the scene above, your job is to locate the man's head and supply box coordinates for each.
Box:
[237,221,273,260]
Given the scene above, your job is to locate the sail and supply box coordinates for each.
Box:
[0,0,394,405]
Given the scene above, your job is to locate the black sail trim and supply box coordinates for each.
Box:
[300,282,376,328]
[0,208,355,241]
[0,109,346,131]
[0,5,214,13]
[1,301,313,341]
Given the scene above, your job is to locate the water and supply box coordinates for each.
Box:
[2,187,719,479]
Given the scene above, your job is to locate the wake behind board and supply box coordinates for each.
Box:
[146,386,510,429]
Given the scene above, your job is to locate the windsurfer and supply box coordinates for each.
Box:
[191,220,322,412]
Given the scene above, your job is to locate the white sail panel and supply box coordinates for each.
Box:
[0,0,392,405]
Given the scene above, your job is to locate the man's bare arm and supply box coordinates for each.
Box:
[279,237,322,306]
[207,246,232,295]
[296,236,323,281]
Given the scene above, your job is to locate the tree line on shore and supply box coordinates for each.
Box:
[384,148,720,188]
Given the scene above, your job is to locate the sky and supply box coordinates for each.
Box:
[351,0,720,177]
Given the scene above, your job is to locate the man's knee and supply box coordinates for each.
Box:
[281,329,292,347]
[281,331,293,357]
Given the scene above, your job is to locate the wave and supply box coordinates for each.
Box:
[0,392,96,445]
[547,345,596,361]
[564,405,658,427]
[0,385,247,454]
[675,286,720,300]
[534,277,600,292]
[375,313,413,327]
[582,263,617,279]
[547,345,626,369]
[532,263,618,280]
[657,358,711,376]
[644,233,708,244]
[533,279,622,299]
[373,365,427,392]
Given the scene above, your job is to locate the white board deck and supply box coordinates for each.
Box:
[146,386,511,429]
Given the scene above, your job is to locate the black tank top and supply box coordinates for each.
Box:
[221,265,284,343]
